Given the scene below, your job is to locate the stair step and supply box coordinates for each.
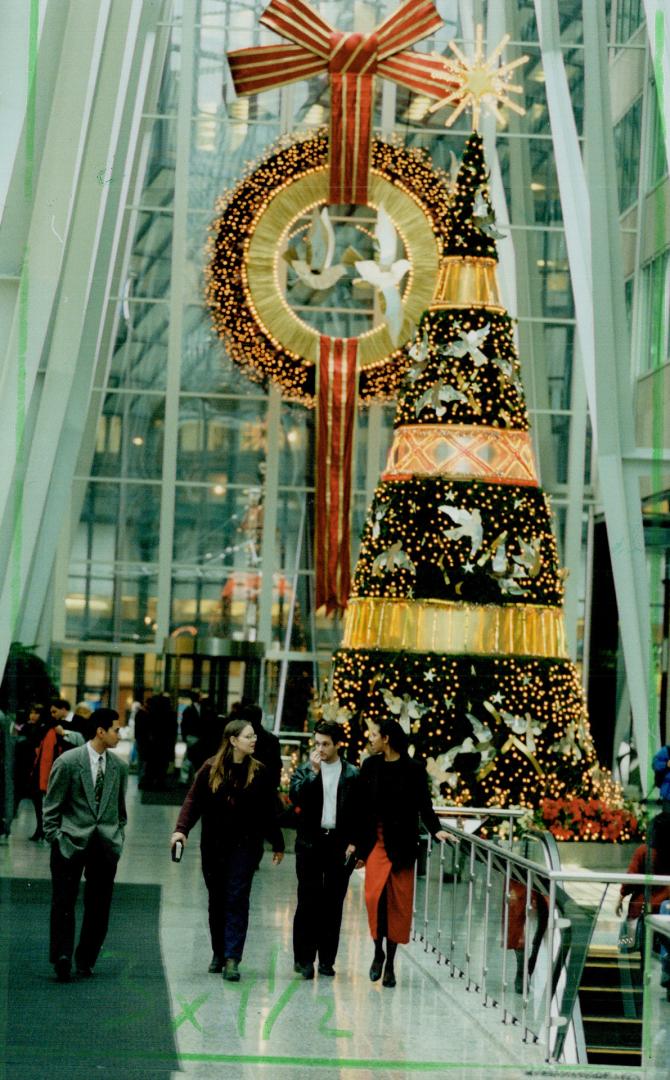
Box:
[587,1048,642,1066]
[582,1017,642,1050]
[582,1015,641,1024]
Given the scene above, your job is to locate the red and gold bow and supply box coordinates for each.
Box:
[228,0,456,204]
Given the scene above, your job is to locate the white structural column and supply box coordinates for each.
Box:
[16,7,163,650]
[154,0,197,645]
[0,0,165,679]
[534,0,652,782]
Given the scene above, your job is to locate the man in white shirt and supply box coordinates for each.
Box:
[289,721,359,979]
[43,708,127,982]
[50,698,85,745]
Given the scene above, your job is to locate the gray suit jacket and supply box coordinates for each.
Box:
[43,743,128,859]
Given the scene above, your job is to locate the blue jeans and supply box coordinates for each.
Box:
[203,846,259,961]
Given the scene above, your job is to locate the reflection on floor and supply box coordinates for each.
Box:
[1,776,667,1079]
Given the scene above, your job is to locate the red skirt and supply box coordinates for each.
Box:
[364,827,414,944]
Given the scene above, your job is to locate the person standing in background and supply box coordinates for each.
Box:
[50,699,87,744]
[241,704,282,792]
[43,708,127,982]
[13,702,47,840]
[290,720,359,979]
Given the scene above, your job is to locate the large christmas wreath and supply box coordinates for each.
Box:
[205,132,456,405]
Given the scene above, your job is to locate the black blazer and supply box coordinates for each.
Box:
[356,754,442,870]
[289,758,359,851]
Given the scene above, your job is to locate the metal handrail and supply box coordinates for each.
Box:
[413,820,670,1066]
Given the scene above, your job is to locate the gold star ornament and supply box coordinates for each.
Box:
[430,25,529,130]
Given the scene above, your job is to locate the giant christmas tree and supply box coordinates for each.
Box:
[331,133,599,809]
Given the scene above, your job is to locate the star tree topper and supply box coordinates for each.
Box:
[430,25,529,130]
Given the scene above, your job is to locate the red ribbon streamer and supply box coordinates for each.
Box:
[228,0,456,205]
[316,337,358,614]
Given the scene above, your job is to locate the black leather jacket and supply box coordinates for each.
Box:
[289,758,359,851]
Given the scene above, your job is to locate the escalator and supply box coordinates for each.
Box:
[577,945,643,1066]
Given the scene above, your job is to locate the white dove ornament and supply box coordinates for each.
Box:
[371,541,416,577]
[288,207,349,292]
[381,688,426,734]
[355,205,410,345]
[415,382,468,418]
[472,189,506,241]
[445,324,491,366]
[439,506,484,556]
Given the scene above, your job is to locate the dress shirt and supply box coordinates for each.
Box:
[320,758,342,828]
[86,741,107,787]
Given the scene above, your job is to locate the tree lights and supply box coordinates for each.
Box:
[331,133,603,812]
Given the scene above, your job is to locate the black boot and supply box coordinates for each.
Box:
[514,948,525,994]
[382,941,397,988]
[369,939,385,982]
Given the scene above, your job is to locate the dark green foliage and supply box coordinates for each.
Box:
[0,642,57,717]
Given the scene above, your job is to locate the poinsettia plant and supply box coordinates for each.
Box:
[535,796,644,843]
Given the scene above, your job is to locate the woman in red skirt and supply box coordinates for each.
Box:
[354,719,449,987]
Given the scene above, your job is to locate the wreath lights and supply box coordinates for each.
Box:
[205,134,456,405]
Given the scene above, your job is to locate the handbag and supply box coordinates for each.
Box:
[618,913,642,954]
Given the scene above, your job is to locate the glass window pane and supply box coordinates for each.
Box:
[614,96,642,212]
[92,394,165,480]
[176,395,267,485]
[173,483,264,564]
[108,300,170,392]
[75,482,163,564]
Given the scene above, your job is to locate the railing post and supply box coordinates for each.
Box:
[423,834,432,950]
[481,848,493,1003]
[501,857,513,1022]
[544,875,557,1063]
[465,839,476,990]
[436,838,445,961]
[449,835,460,975]
[521,868,532,1040]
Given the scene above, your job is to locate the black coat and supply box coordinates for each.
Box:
[253,727,282,791]
[356,753,442,870]
[290,758,359,852]
[175,759,285,869]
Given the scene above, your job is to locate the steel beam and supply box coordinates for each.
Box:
[535,0,653,782]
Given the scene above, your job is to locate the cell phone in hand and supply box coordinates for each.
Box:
[171,840,183,863]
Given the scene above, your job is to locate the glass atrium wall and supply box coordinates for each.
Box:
[45,0,668,743]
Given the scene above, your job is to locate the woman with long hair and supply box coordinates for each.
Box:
[171,718,284,982]
[354,718,449,988]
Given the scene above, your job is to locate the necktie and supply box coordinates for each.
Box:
[94,756,105,805]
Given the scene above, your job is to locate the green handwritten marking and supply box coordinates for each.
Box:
[267,941,280,994]
[654,11,666,141]
[224,976,257,1038]
[261,976,302,1040]
[316,997,353,1038]
[171,991,211,1032]
[0,1044,557,1070]
[25,0,39,199]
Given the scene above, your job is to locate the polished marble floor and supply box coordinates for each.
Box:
[1,776,667,1079]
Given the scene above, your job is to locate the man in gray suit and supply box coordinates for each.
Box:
[43,708,127,981]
